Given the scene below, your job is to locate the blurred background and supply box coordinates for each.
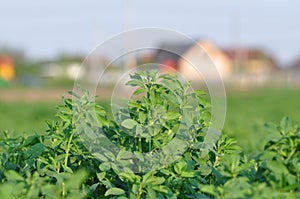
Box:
[1,0,300,153]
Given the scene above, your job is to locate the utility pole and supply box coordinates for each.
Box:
[230,14,242,73]
[123,0,136,71]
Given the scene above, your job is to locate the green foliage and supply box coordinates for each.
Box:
[0,70,299,198]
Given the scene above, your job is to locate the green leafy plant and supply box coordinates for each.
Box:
[0,70,299,198]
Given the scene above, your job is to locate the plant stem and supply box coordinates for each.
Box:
[137,183,143,199]
[62,182,66,197]
[64,132,74,168]
[139,138,142,152]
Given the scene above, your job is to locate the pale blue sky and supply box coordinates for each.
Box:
[1,0,299,65]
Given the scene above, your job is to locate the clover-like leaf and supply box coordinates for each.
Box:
[105,187,125,196]
[121,119,138,129]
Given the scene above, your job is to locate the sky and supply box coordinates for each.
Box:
[1,0,300,66]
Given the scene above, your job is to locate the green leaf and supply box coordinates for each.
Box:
[223,177,251,198]
[258,151,277,160]
[5,170,24,181]
[135,125,143,137]
[118,172,138,183]
[164,112,181,120]
[198,165,212,176]
[90,183,99,193]
[65,169,88,190]
[99,162,111,171]
[142,173,165,185]
[86,111,98,125]
[174,161,187,174]
[200,185,218,197]
[96,172,106,181]
[121,119,138,129]
[236,162,253,173]
[181,171,196,178]
[117,150,134,161]
[93,152,108,162]
[146,188,157,198]
[131,184,139,194]
[134,151,144,161]
[62,165,73,173]
[27,187,40,198]
[26,143,44,159]
[22,134,38,147]
[264,125,282,143]
[152,177,165,185]
[266,160,289,175]
[55,111,67,120]
[280,117,290,135]
[129,73,143,81]
[104,187,125,196]
[152,185,168,194]
[134,87,147,95]
[138,111,147,123]
[126,79,144,87]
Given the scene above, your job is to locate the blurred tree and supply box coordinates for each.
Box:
[0,46,26,64]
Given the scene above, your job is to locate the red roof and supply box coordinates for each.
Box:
[0,55,13,65]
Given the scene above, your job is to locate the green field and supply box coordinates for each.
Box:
[225,87,300,153]
[0,101,57,136]
[1,87,300,153]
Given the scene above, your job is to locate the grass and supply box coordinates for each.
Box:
[1,87,300,154]
[0,101,57,136]
[224,87,300,153]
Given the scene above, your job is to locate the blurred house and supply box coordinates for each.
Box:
[40,62,63,78]
[154,40,277,84]
[154,39,232,81]
[0,55,15,81]
[179,40,232,81]
[82,56,115,84]
[285,57,300,84]
[40,61,82,80]
[223,48,278,85]
[40,55,124,85]
[223,48,277,74]
[155,42,192,72]
[288,56,300,71]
